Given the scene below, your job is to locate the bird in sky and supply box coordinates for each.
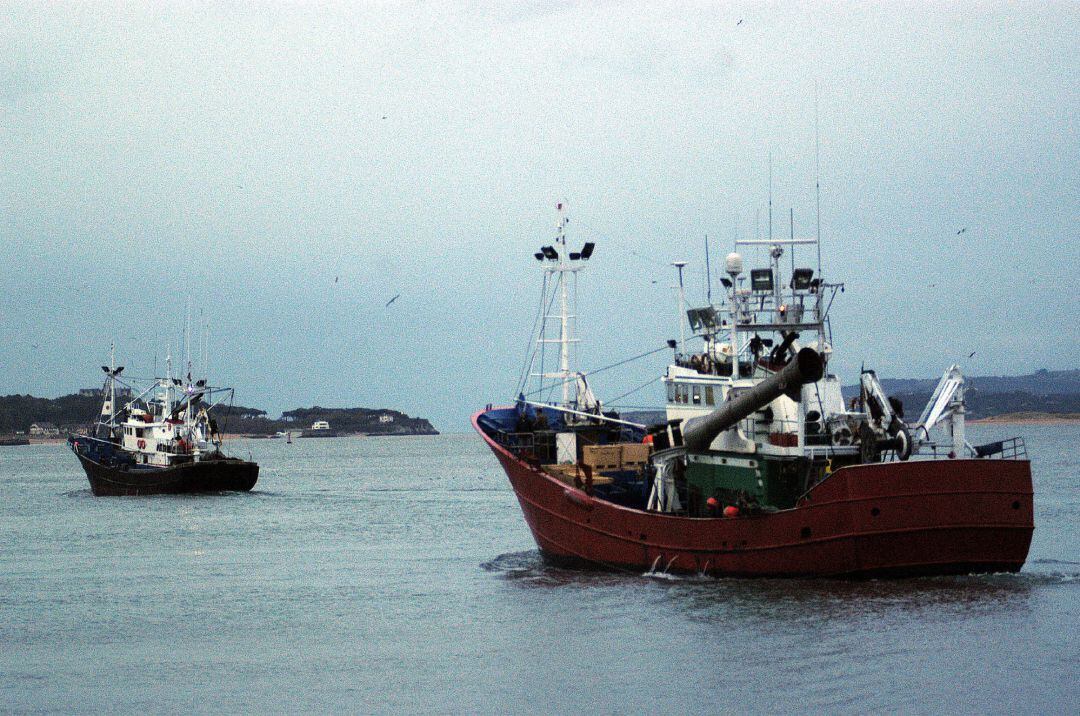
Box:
[334,276,339,283]
[968,351,977,358]
[385,294,400,307]
[957,227,967,235]
[737,18,744,26]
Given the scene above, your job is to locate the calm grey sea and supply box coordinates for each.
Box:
[1,424,1077,714]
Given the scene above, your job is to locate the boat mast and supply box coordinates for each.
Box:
[672,261,688,353]
[557,210,572,406]
[165,349,173,417]
[725,253,743,378]
[108,343,116,426]
[530,203,594,408]
[814,82,825,347]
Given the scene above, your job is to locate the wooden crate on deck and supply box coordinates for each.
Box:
[542,463,613,487]
[581,445,623,470]
[582,443,652,471]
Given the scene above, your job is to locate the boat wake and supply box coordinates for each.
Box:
[483,551,1079,591]
[481,550,635,587]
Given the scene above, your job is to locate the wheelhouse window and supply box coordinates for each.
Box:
[692,386,702,405]
[706,386,715,405]
[667,382,676,403]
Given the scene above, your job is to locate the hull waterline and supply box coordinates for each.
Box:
[73,451,259,496]
[474,411,1033,578]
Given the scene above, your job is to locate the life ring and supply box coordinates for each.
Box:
[137,439,146,449]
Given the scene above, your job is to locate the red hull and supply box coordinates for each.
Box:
[473,412,1033,578]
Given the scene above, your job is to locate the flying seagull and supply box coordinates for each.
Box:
[956,227,967,235]
[385,294,400,307]
[334,276,339,283]
[968,351,977,358]
[737,18,744,26]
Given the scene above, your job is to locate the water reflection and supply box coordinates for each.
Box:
[481,549,1079,626]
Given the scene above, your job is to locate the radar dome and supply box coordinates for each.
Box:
[725,252,743,276]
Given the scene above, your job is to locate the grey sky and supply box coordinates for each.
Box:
[1,2,1077,431]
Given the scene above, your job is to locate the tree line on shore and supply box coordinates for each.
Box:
[0,394,437,436]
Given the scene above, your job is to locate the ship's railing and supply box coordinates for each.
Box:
[489,428,557,464]
[972,436,1027,460]
[914,436,1027,460]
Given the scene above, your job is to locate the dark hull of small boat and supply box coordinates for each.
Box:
[474,410,1034,579]
[74,452,259,496]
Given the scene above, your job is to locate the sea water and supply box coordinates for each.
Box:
[1,425,1077,713]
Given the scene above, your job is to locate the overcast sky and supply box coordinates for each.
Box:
[1,1,1077,431]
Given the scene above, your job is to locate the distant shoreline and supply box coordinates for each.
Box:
[969,412,1080,425]
[20,432,435,445]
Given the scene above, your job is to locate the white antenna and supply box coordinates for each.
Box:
[200,308,208,379]
[672,261,688,351]
[557,207,571,406]
[768,151,773,245]
[704,235,712,304]
[815,80,822,279]
[107,343,116,427]
[185,298,192,380]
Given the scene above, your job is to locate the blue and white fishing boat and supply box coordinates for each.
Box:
[68,348,258,496]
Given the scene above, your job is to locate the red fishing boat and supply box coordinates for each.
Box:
[474,206,1033,577]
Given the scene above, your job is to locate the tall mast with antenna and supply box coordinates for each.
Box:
[768,151,773,245]
[673,261,688,352]
[815,82,822,281]
[108,343,116,427]
[815,82,824,344]
[705,235,712,305]
[530,202,594,408]
[556,209,571,406]
[790,208,795,277]
[185,299,192,381]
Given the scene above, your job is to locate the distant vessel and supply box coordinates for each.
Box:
[474,206,1033,578]
[69,350,258,496]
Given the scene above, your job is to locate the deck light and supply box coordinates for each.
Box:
[541,246,558,260]
[791,268,814,290]
[750,268,774,292]
[580,242,595,260]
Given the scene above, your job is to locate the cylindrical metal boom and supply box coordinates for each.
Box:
[682,347,824,451]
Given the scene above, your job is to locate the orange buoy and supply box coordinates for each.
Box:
[723,505,739,518]
[706,497,719,508]
[643,434,654,445]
